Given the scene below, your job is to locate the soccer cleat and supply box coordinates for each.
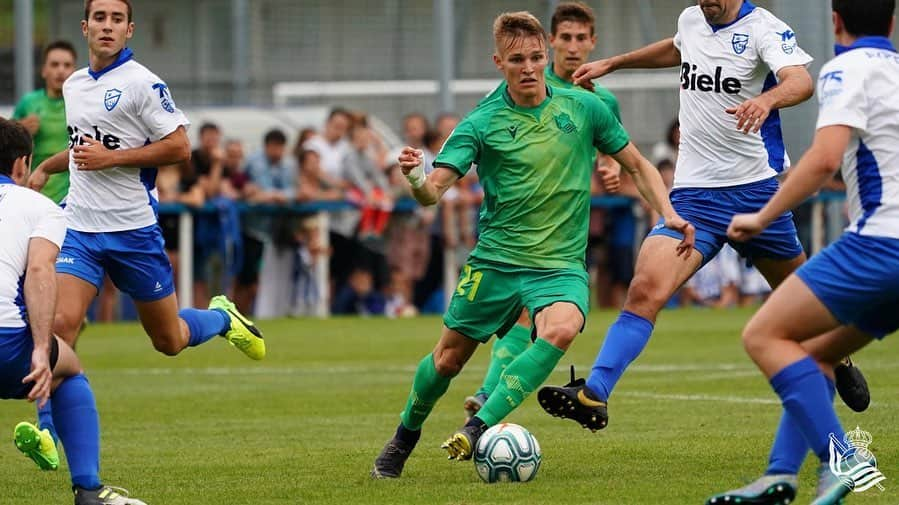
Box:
[536,366,608,431]
[705,474,798,505]
[74,486,148,505]
[371,437,414,479]
[463,393,487,423]
[14,421,58,471]
[441,424,486,461]
[209,295,265,360]
[810,464,850,505]
[834,356,870,412]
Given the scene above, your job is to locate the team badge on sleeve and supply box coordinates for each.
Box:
[778,30,797,54]
[152,82,176,113]
[732,33,750,55]
[104,88,123,111]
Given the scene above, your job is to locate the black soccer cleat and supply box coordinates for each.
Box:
[834,356,870,412]
[537,366,608,432]
[371,437,414,479]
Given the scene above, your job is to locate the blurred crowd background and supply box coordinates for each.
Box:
[2,0,870,320]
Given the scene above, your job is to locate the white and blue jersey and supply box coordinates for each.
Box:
[673,1,812,188]
[56,48,185,301]
[796,36,899,338]
[0,176,67,398]
[650,1,808,264]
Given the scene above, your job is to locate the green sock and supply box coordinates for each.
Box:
[400,353,452,431]
[476,324,532,397]
[476,338,565,426]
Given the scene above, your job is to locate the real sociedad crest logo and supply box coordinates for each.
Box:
[104,88,122,111]
[732,33,750,55]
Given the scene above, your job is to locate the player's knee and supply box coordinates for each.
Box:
[150,335,184,357]
[432,348,465,377]
[740,323,768,359]
[538,322,578,350]
[53,312,81,345]
[624,274,668,315]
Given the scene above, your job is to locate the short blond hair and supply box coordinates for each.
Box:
[493,11,547,52]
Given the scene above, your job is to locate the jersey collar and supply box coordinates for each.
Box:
[709,0,756,33]
[835,36,897,56]
[0,174,14,185]
[503,85,553,116]
[88,47,134,80]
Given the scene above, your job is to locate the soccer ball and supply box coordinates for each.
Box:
[473,423,542,483]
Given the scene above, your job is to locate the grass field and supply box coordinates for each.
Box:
[0,309,896,504]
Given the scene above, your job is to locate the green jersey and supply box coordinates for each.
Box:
[13,89,70,204]
[435,86,629,270]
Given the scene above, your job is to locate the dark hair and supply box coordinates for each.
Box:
[264,129,287,146]
[328,107,352,122]
[84,0,133,22]
[832,0,895,37]
[551,2,596,36]
[43,40,77,64]
[199,122,221,136]
[0,118,33,176]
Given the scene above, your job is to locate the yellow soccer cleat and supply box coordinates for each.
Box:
[209,295,265,360]
[14,421,59,471]
[441,424,485,461]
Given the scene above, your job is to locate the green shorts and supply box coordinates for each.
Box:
[443,257,589,343]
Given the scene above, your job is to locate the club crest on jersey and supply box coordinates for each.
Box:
[732,33,750,55]
[103,88,122,111]
[152,82,176,113]
[779,30,797,54]
[554,113,577,134]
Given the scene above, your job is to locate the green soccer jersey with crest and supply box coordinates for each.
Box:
[13,89,70,204]
[435,85,629,270]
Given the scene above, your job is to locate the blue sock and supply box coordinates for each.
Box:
[52,374,101,490]
[36,399,58,444]
[770,357,844,462]
[180,308,230,347]
[766,377,835,475]
[586,311,654,401]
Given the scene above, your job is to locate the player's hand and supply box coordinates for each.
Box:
[23,346,52,408]
[27,168,50,192]
[663,214,695,258]
[72,137,115,171]
[19,115,40,135]
[573,59,615,88]
[397,147,424,176]
[727,212,766,242]
[597,164,621,193]
[726,95,774,135]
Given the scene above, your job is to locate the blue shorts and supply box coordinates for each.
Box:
[0,327,58,399]
[648,177,804,266]
[796,233,899,339]
[56,224,175,302]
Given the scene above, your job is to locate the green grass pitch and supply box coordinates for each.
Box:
[1,309,896,504]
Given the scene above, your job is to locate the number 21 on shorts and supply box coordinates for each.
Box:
[455,264,483,302]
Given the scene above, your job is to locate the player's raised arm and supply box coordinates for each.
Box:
[611,143,694,257]
[573,38,680,86]
[727,65,814,134]
[399,147,459,206]
[728,125,848,241]
[73,125,190,171]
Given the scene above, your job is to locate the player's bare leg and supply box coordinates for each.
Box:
[444,303,582,460]
[538,235,701,430]
[755,255,870,411]
[52,274,98,348]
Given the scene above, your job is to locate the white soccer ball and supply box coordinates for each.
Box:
[473,423,542,483]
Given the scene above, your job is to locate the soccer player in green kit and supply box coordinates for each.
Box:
[462,1,624,422]
[12,41,77,204]
[371,10,694,478]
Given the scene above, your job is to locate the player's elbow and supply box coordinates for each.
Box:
[175,142,191,164]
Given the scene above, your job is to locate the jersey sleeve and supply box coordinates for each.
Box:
[596,88,623,123]
[28,198,66,249]
[815,62,867,131]
[11,97,28,120]
[757,19,813,75]
[136,78,191,142]
[433,117,481,177]
[588,94,630,155]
